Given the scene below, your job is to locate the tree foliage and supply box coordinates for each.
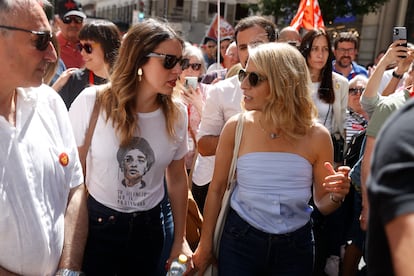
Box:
[259,0,390,24]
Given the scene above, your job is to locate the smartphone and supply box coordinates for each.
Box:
[393,27,407,58]
[185,77,198,90]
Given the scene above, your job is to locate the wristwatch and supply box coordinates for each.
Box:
[392,70,404,79]
[55,269,86,276]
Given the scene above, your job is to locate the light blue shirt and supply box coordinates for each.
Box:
[231,152,313,234]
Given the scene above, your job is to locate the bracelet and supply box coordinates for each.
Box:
[56,269,85,276]
[330,193,344,204]
[392,70,404,79]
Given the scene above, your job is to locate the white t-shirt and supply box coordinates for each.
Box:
[69,87,188,212]
[0,85,83,276]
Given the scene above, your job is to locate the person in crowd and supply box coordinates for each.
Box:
[341,75,369,276]
[358,41,413,237]
[299,28,349,276]
[55,0,86,69]
[174,43,209,172]
[333,31,368,80]
[193,16,277,215]
[193,42,351,275]
[44,33,65,85]
[207,36,233,73]
[0,0,87,275]
[366,49,386,76]
[54,20,121,109]
[202,36,217,69]
[277,26,302,47]
[365,93,414,276]
[68,18,193,275]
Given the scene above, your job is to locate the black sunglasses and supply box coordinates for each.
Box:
[182,61,202,71]
[238,69,268,87]
[62,16,84,24]
[147,52,185,69]
[77,42,94,54]
[348,87,365,96]
[0,25,52,51]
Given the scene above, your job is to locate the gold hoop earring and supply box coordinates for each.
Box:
[137,68,143,82]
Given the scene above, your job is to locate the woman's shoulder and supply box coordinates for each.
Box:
[332,72,349,86]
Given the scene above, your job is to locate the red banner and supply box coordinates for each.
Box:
[205,14,235,41]
[290,0,325,31]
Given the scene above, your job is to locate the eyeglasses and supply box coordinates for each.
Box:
[0,25,52,51]
[146,52,185,69]
[62,16,84,24]
[238,69,267,87]
[337,48,355,54]
[77,42,94,54]
[348,87,365,95]
[182,61,202,71]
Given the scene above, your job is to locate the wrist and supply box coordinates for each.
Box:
[330,193,344,205]
[56,269,85,276]
[392,70,404,79]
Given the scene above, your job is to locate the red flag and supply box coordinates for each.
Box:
[290,0,325,31]
[205,14,235,41]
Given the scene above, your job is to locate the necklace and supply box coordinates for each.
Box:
[259,119,279,139]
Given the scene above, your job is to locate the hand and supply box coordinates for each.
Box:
[359,205,369,231]
[166,239,194,275]
[51,68,77,92]
[192,244,215,276]
[322,162,351,201]
[181,85,204,115]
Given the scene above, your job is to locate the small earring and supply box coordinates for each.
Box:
[137,68,143,82]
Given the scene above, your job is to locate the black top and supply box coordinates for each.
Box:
[58,68,107,110]
[366,98,414,275]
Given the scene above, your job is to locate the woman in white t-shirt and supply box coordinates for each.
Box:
[69,19,193,275]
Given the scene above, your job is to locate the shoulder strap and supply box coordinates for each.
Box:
[226,113,244,189]
[79,90,101,175]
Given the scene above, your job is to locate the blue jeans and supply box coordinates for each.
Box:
[219,208,314,276]
[82,196,163,276]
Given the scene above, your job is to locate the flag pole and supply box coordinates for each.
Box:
[217,0,220,65]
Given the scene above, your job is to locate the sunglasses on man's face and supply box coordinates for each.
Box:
[77,42,94,54]
[147,52,186,69]
[348,87,365,96]
[0,25,52,51]
[238,69,268,87]
[62,16,84,24]
[181,61,202,71]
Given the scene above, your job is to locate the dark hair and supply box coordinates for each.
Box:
[299,29,335,104]
[333,31,359,50]
[234,16,277,44]
[79,21,121,69]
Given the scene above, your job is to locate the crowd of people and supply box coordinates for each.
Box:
[1,0,414,275]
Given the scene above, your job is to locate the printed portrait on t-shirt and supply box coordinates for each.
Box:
[116,137,155,189]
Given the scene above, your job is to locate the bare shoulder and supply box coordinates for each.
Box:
[308,122,332,144]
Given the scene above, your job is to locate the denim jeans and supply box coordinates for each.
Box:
[219,208,314,276]
[82,196,163,276]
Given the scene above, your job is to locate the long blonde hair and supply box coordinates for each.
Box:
[248,43,318,140]
[99,19,184,147]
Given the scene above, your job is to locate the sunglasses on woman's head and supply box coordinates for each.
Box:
[348,87,365,96]
[147,52,186,69]
[62,16,84,24]
[0,25,52,51]
[238,69,268,87]
[182,62,202,71]
[77,42,94,54]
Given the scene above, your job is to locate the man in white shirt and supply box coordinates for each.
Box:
[0,1,87,275]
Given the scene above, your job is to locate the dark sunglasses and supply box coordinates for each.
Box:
[238,69,268,87]
[348,87,365,95]
[182,61,202,71]
[0,25,52,51]
[147,52,185,69]
[77,42,94,54]
[62,16,84,24]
